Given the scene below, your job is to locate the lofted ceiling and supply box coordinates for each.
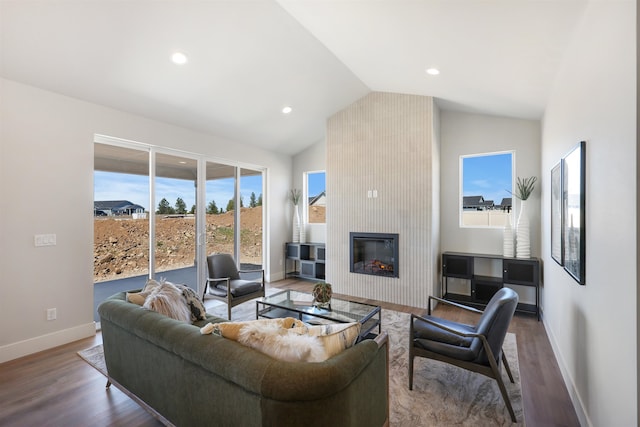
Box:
[0,1,588,156]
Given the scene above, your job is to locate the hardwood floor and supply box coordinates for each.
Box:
[0,279,579,426]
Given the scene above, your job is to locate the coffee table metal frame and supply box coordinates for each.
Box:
[256,289,381,339]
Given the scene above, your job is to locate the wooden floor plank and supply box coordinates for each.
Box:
[0,279,579,426]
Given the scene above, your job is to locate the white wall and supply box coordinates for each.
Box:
[440,110,541,256]
[540,2,636,425]
[0,78,292,362]
[293,139,327,244]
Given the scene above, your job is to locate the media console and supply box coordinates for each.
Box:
[285,242,326,281]
[441,252,540,320]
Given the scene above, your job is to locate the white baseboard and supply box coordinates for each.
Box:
[267,269,286,283]
[543,315,591,427]
[0,322,96,364]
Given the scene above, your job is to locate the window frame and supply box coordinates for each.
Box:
[459,150,515,229]
[304,170,326,224]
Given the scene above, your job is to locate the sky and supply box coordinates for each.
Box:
[307,171,325,198]
[94,170,326,211]
[462,153,512,204]
[94,171,263,212]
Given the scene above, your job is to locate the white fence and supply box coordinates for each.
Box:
[462,211,511,227]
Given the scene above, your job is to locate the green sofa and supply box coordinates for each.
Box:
[98,292,389,427]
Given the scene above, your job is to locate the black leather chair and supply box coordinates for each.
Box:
[409,287,519,422]
[203,253,265,320]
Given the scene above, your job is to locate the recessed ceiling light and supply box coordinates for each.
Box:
[171,52,188,65]
[282,106,293,114]
[425,68,440,76]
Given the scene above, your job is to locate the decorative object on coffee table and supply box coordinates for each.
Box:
[312,282,332,308]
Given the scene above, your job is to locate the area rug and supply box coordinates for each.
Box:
[81,303,524,426]
[383,309,524,426]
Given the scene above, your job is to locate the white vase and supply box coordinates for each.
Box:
[299,221,306,243]
[503,215,514,258]
[292,205,300,243]
[516,200,530,259]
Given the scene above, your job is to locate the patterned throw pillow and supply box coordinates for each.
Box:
[296,323,362,360]
[174,283,207,322]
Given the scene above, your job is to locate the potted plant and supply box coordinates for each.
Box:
[512,176,537,201]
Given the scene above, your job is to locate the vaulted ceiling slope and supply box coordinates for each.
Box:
[0,1,588,155]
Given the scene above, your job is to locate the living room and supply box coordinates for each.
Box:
[0,1,636,426]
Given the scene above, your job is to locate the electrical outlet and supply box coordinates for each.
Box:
[35,234,57,247]
[47,308,57,321]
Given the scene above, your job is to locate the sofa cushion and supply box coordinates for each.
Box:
[213,279,262,297]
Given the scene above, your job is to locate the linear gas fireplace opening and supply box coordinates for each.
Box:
[350,232,399,278]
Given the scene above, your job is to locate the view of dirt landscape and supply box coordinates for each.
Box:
[94,204,326,283]
[94,206,263,282]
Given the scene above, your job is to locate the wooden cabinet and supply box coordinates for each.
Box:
[285,243,326,280]
[442,252,540,320]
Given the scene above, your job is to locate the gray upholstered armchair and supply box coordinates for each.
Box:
[203,253,265,320]
[409,287,519,422]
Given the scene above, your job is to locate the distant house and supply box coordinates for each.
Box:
[462,195,485,210]
[480,200,495,210]
[498,197,513,212]
[309,191,326,207]
[94,200,145,216]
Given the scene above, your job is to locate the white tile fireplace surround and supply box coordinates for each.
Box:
[326,92,440,308]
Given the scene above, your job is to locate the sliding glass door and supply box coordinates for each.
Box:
[239,169,263,271]
[94,138,265,303]
[204,161,236,263]
[94,143,150,282]
[153,152,198,286]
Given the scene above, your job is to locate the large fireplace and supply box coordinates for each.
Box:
[350,232,399,278]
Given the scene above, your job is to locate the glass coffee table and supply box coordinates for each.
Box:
[256,289,381,339]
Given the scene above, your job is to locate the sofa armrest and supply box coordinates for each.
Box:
[374,331,388,349]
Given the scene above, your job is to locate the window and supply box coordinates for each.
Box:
[460,151,514,228]
[305,171,326,224]
[94,137,265,291]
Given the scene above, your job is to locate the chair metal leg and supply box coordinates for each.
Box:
[227,303,232,320]
[502,351,515,383]
[408,352,414,390]
[494,370,517,422]
[202,282,208,302]
[106,379,111,389]
[488,353,517,423]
